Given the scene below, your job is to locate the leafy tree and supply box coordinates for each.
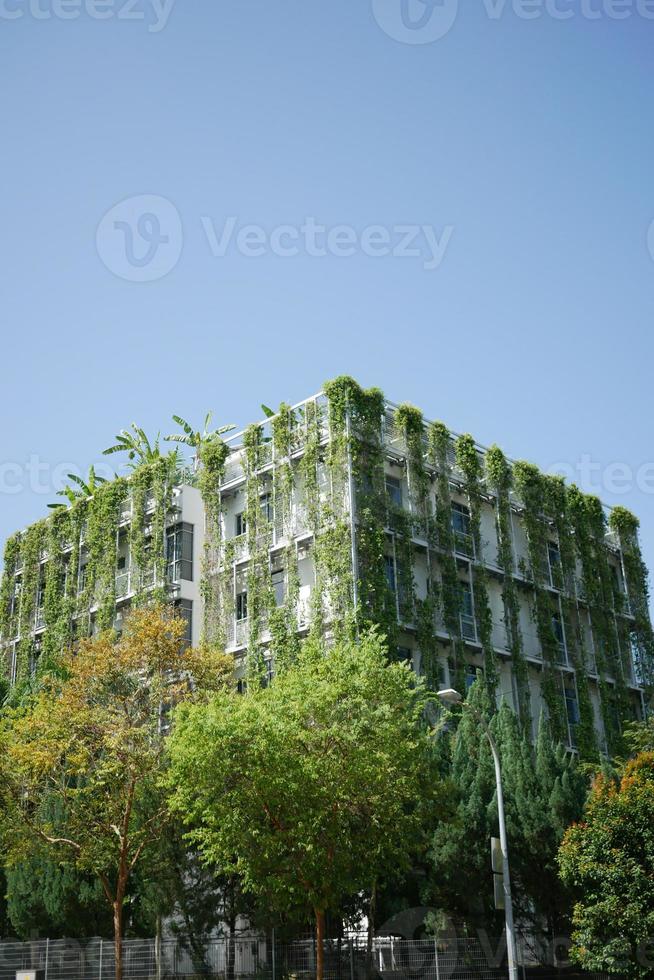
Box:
[165,413,235,471]
[559,752,654,979]
[167,630,441,980]
[0,607,232,980]
[103,423,181,471]
[5,848,112,939]
[427,681,587,945]
[48,465,108,509]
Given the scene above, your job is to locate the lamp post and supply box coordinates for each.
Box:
[436,688,519,980]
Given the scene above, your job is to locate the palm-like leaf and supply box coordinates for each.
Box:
[48,466,108,509]
[165,414,235,450]
[103,423,163,470]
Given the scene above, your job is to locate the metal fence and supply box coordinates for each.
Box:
[0,935,614,980]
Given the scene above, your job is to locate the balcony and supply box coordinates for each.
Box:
[453,530,475,560]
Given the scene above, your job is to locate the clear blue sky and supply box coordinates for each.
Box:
[2,1,654,581]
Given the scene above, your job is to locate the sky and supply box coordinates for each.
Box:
[1,0,654,580]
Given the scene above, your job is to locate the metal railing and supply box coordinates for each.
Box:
[0,934,617,980]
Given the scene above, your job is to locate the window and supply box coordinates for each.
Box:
[174,599,193,648]
[460,582,476,640]
[385,555,396,592]
[547,542,561,586]
[166,522,194,582]
[117,555,127,572]
[452,502,474,557]
[235,512,247,537]
[36,575,45,614]
[396,646,412,664]
[552,611,567,663]
[465,664,479,691]
[78,563,88,594]
[563,675,580,749]
[385,475,402,508]
[271,568,285,607]
[236,592,248,622]
[260,493,273,523]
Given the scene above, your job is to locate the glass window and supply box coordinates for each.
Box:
[166,522,194,582]
[563,675,579,748]
[236,512,247,537]
[396,646,413,664]
[548,542,561,586]
[452,502,474,557]
[385,475,402,508]
[465,664,479,691]
[385,555,396,592]
[236,592,248,622]
[460,582,476,640]
[260,493,273,523]
[271,569,285,607]
[452,501,470,536]
[174,599,193,648]
[552,611,567,662]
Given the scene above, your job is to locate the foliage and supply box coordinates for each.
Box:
[167,630,440,980]
[48,465,108,509]
[5,848,112,940]
[0,607,232,980]
[427,681,587,942]
[559,752,654,979]
[0,457,183,687]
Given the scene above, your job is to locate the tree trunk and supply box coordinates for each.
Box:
[113,900,123,980]
[315,908,326,980]
[366,885,376,980]
[226,907,237,980]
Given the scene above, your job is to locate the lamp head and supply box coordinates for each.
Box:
[436,688,463,706]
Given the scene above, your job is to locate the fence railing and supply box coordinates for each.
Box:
[0,935,615,980]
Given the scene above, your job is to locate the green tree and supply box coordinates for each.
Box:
[165,413,235,471]
[0,607,232,980]
[167,630,440,980]
[427,681,586,944]
[559,752,654,979]
[5,848,112,939]
[48,465,108,509]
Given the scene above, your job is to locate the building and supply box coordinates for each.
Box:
[1,377,652,758]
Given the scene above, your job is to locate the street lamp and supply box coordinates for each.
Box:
[437,688,519,980]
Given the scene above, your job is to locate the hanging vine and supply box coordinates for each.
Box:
[512,462,567,744]
[427,420,465,692]
[485,445,530,727]
[609,506,654,693]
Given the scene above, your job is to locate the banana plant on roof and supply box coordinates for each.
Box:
[48,465,108,509]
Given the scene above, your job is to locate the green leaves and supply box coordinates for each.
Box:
[167,631,440,925]
[559,753,654,979]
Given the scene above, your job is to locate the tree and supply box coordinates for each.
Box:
[559,752,654,979]
[167,630,441,980]
[165,413,235,470]
[103,423,180,470]
[5,847,112,939]
[0,606,232,980]
[48,465,108,509]
[426,681,587,946]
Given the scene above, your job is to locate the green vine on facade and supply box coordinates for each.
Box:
[455,434,497,693]
[485,445,531,727]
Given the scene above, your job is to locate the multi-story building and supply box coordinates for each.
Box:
[1,377,652,759]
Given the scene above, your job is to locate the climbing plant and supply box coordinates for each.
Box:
[0,457,180,689]
[485,445,530,726]
[454,434,497,693]
[2,377,652,770]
